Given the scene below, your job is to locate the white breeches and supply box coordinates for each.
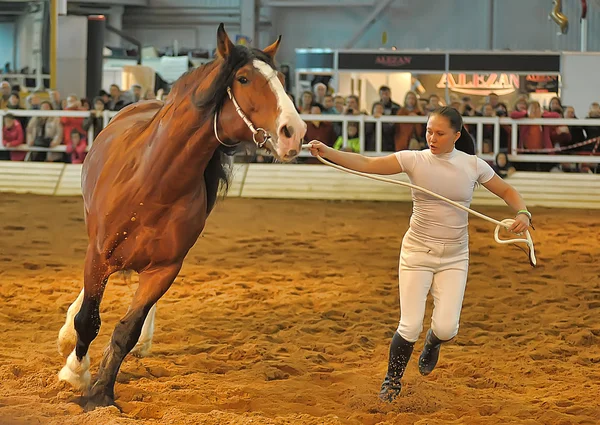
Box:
[396,230,469,343]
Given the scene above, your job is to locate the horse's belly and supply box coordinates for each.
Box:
[97,191,208,272]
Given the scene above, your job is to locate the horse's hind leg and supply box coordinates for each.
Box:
[82,263,181,410]
[58,246,109,390]
[57,288,84,358]
[130,304,157,358]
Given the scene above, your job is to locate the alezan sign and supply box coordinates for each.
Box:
[375,55,413,67]
[436,73,520,96]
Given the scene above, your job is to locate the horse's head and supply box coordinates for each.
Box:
[212,24,306,162]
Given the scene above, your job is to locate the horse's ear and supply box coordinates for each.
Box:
[262,35,282,60]
[216,23,235,58]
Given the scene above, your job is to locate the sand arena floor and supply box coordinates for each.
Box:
[0,193,599,425]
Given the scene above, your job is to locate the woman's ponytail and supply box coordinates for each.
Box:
[455,124,476,155]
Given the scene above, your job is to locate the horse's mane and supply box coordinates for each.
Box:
[169,44,277,214]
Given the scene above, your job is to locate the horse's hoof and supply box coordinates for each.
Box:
[78,393,118,412]
[58,352,91,390]
[79,384,118,412]
[130,341,152,358]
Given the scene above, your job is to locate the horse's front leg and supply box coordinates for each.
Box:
[80,263,181,411]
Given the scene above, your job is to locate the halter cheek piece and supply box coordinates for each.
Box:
[214,69,281,148]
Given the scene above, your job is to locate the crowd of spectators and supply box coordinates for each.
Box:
[2,75,599,173]
[1,79,160,163]
[293,82,600,173]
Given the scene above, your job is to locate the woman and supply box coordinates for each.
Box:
[307,106,531,402]
[26,100,63,162]
[394,91,424,152]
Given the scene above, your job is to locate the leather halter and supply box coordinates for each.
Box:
[213,86,271,148]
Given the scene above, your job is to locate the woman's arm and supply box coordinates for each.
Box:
[482,174,530,233]
[307,140,403,175]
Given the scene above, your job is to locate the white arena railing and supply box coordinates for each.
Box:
[1,109,600,165]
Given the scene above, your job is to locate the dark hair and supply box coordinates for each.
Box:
[4,113,15,120]
[379,85,391,92]
[429,106,475,155]
[310,102,324,112]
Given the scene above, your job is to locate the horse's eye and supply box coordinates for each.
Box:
[237,76,249,85]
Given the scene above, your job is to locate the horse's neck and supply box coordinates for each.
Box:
[143,100,219,191]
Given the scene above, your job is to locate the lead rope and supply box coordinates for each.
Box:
[300,143,537,267]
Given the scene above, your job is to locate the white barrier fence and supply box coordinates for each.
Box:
[2,109,600,165]
[1,162,599,210]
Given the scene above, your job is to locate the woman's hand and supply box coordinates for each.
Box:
[508,213,530,234]
[307,140,330,158]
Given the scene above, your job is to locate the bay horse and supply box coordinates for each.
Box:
[56,23,306,410]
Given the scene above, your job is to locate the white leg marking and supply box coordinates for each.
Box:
[57,289,84,358]
[131,304,157,358]
[58,349,91,390]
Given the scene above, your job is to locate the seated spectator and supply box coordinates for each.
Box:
[344,95,365,115]
[298,90,314,114]
[510,101,561,151]
[0,81,11,109]
[394,91,424,151]
[83,96,106,141]
[66,129,87,164]
[548,106,572,149]
[333,121,360,152]
[313,82,327,105]
[130,84,143,102]
[563,106,586,147]
[374,85,401,116]
[331,95,345,114]
[26,100,63,162]
[486,92,500,110]
[26,93,41,110]
[49,89,62,110]
[493,152,516,179]
[510,101,561,171]
[98,89,110,105]
[2,114,26,161]
[61,94,86,162]
[365,102,384,151]
[321,95,336,114]
[108,84,130,111]
[585,102,600,139]
[548,96,563,112]
[6,92,28,129]
[304,103,335,147]
[425,94,442,114]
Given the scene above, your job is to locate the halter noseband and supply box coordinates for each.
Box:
[214,86,271,148]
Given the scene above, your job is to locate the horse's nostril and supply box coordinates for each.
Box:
[281,125,293,138]
[287,149,298,157]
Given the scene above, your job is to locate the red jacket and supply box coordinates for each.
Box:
[66,135,88,164]
[60,107,86,148]
[510,110,562,151]
[2,119,26,161]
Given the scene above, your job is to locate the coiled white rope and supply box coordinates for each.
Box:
[301,143,537,267]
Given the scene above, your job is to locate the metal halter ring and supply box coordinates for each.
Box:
[253,128,271,148]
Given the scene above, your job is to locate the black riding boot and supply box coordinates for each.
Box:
[379,332,414,402]
[418,329,445,376]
